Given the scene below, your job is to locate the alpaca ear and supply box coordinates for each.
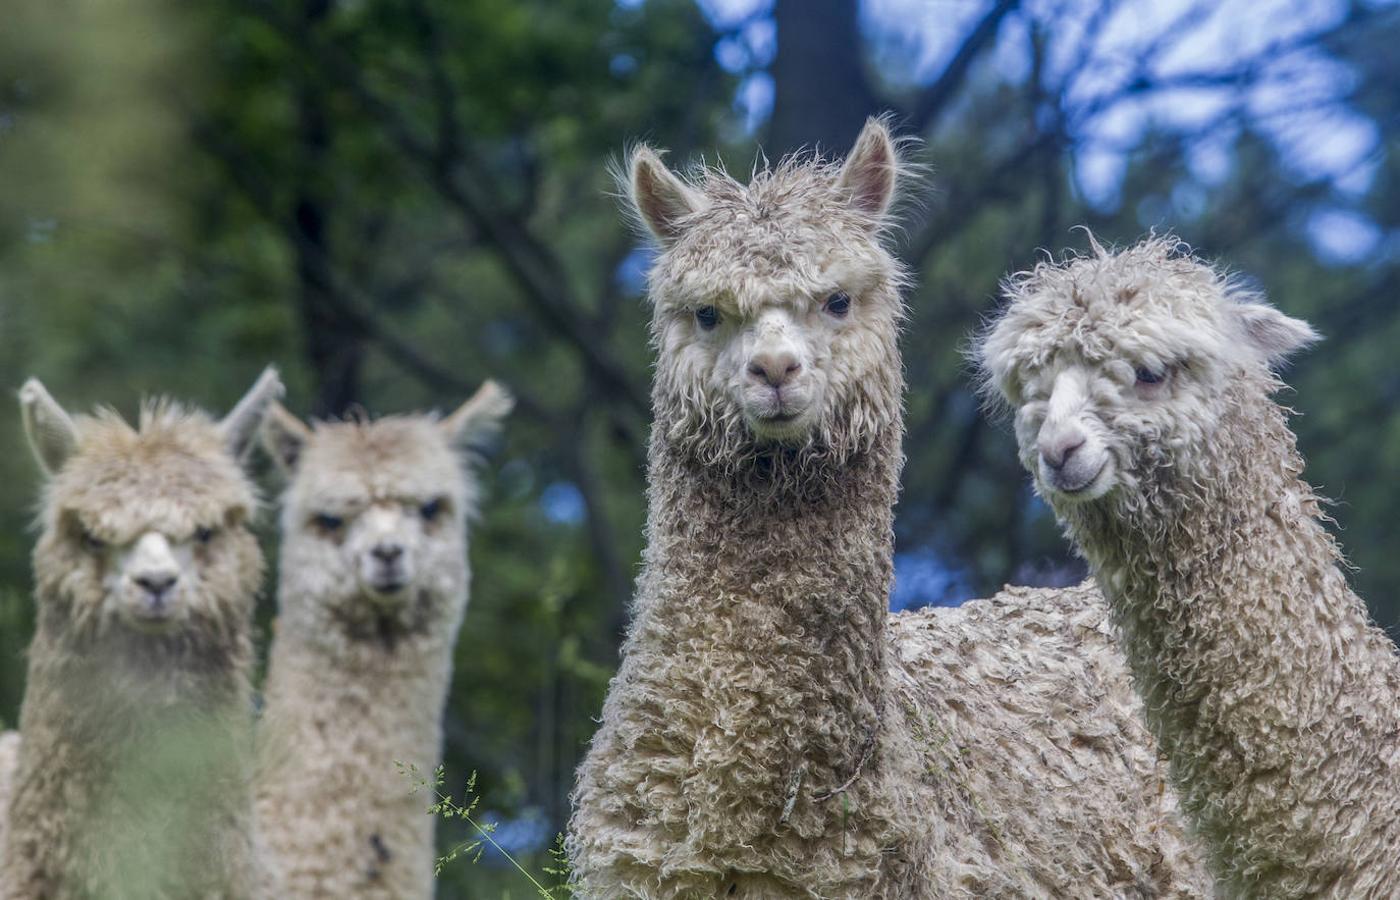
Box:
[261,402,312,474]
[837,117,898,221]
[1231,302,1320,367]
[19,378,78,475]
[629,146,705,245]
[219,366,285,462]
[440,380,514,459]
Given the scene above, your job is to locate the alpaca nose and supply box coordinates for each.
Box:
[134,572,178,600]
[747,350,801,388]
[1039,430,1085,471]
[372,543,404,565]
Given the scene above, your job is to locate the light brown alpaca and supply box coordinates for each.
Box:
[568,120,1211,898]
[254,384,512,900]
[0,370,282,900]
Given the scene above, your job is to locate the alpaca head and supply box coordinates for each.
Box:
[261,381,512,645]
[19,368,282,645]
[629,117,908,468]
[976,235,1318,510]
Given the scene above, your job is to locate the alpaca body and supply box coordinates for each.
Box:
[1,371,282,900]
[978,237,1400,897]
[254,385,511,900]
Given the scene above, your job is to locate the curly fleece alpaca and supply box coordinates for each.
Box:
[978,235,1400,897]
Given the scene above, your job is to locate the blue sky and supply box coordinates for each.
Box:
[686,0,1393,263]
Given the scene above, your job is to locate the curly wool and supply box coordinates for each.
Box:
[980,237,1400,897]
[1,405,268,900]
[254,399,506,900]
[569,134,1211,898]
[0,731,16,862]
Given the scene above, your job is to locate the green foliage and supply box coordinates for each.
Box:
[403,763,572,898]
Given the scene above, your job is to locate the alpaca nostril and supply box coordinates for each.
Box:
[1040,433,1086,470]
[747,352,801,388]
[134,573,178,598]
[372,544,404,565]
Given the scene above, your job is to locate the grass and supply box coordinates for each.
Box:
[401,762,573,899]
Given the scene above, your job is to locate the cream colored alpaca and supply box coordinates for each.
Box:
[978,235,1400,897]
[0,370,283,900]
[568,120,1211,898]
[254,383,512,900]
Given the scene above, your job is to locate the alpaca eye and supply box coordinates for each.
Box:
[419,498,445,522]
[313,513,344,533]
[694,306,720,330]
[81,531,106,553]
[1135,367,1166,386]
[194,526,216,545]
[823,291,851,317]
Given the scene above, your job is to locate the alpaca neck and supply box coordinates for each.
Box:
[3,614,255,899]
[256,584,465,897]
[262,594,459,757]
[618,420,901,843]
[1068,382,1400,893]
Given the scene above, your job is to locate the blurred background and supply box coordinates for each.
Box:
[1,0,1397,893]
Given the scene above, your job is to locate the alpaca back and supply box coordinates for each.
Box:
[891,582,1211,897]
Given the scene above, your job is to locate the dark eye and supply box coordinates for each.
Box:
[81,531,106,553]
[694,306,720,330]
[1135,367,1166,385]
[195,526,216,545]
[313,513,344,533]
[420,498,446,522]
[823,291,851,317]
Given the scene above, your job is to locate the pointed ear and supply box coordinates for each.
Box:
[440,380,514,459]
[1231,302,1320,368]
[836,117,898,221]
[261,402,312,474]
[19,378,77,475]
[628,146,705,246]
[219,366,285,462]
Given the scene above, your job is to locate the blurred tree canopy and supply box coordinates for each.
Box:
[1,0,1398,891]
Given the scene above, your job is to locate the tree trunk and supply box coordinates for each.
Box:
[768,0,879,157]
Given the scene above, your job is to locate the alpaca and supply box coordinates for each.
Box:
[1,369,284,900]
[568,120,1212,898]
[0,731,16,865]
[254,382,513,899]
[977,235,1400,897]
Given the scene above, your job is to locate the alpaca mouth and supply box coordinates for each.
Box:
[123,605,183,633]
[368,578,408,597]
[1047,458,1112,500]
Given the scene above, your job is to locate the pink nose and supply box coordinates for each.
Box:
[747,350,801,388]
[1039,431,1085,470]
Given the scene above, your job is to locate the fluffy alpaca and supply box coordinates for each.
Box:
[0,731,16,865]
[568,120,1212,898]
[0,370,283,900]
[254,382,513,899]
[978,235,1400,897]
